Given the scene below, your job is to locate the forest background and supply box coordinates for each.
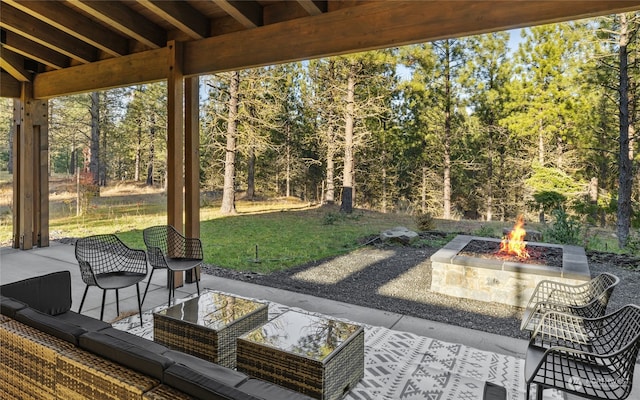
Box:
[1,14,640,253]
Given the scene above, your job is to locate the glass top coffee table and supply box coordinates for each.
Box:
[153,292,268,368]
[237,310,364,400]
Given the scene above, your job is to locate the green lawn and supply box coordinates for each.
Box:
[0,177,629,272]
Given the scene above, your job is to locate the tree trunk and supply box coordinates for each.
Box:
[247,144,255,200]
[146,116,155,186]
[8,125,13,174]
[443,42,452,219]
[135,125,141,181]
[286,123,291,198]
[221,71,240,214]
[89,92,100,185]
[340,62,356,214]
[617,13,633,248]
[325,128,335,204]
[421,165,427,213]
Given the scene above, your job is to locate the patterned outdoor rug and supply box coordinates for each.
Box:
[113,289,563,400]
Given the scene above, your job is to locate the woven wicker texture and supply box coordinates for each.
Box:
[521,272,620,332]
[526,304,640,400]
[154,296,267,368]
[142,384,194,400]
[56,347,158,400]
[0,319,75,400]
[237,321,364,400]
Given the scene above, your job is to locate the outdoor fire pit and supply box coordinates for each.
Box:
[430,227,590,307]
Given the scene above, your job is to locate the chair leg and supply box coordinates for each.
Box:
[79,285,89,313]
[136,283,143,327]
[536,384,543,400]
[115,289,120,316]
[141,268,156,307]
[100,290,106,321]
[195,268,200,296]
[525,384,530,400]
[168,271,173,308]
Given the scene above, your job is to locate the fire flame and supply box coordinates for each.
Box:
[498,215,530,259]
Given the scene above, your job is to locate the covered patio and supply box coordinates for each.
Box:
[8,241,636,400]
[2,2,640,399]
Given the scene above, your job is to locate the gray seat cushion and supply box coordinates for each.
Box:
[79,330,174,380]
[0,271,72,315]
[0,295,28,318]
[163,363,261,400]
[162,349,248,387]
[15,307,86,345]
[56,311,112,332]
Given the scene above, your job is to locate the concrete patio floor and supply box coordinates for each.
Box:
[1,241,638,400]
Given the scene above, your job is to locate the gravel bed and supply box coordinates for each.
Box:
[202,242,640,340]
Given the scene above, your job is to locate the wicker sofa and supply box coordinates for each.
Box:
[0,271,313,400]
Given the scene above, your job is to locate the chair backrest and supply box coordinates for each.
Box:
[75,234,144,282]
[143,225,172,255]
[143,225,193,262]
[576,272,620,319]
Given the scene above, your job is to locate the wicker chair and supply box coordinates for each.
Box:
[75,234,148,326]
[520,273,620,333]
[142,225,202,307]
[524,304,640,400]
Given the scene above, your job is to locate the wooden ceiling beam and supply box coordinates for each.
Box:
[0,3,96,63]
[2,30,69,70]
[0,46,31,82]
[137,0,209,40]
[0,71,21,98]
[296,0,325,16]
[33,47,168,99]
[183,0,640,76]
[216,1,263,29]
[32,1,640,99]
[67,0,166,49]
[4,0,129,57]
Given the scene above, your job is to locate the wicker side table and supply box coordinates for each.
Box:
[237,311,364,400]
[153,292,268,368]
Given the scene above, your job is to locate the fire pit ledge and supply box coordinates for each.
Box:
[430,235,590,308]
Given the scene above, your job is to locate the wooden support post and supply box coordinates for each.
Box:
[185,76,200,283]
[167,40,184,288]
[12,83,49,249]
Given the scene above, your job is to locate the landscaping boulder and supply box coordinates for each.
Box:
[380,226,419,245]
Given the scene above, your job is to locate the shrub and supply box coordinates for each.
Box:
[545,208,581,245]
[415,212,435,231]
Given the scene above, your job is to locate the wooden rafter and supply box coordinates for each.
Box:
[1,3,97,63]
[0,46,31,81]
[216,1,263,29]
[4,0,129,57]
[67,0,166,49]
[2,30,69,70]
[137,0,209,40]
[296,0,325,16]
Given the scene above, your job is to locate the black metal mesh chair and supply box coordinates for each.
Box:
[142,225,202,307]
[75,234,148,326]
[521,273,620,332]
[525,304,640,400]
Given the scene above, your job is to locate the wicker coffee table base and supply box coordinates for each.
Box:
[154,304,268,368]
[238,329,365,400]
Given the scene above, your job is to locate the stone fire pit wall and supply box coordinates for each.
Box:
[430,235,591,308]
